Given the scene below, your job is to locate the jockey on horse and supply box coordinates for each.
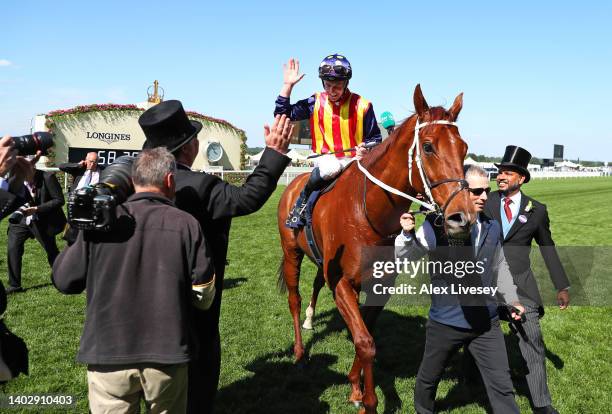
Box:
[274,54,383,228]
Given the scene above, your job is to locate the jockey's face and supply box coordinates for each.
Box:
[323,80,348,102]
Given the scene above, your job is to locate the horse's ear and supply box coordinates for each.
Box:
[413,84,429,118]
[449,92,463,121]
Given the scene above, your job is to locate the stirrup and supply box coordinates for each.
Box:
[285,200,308,228]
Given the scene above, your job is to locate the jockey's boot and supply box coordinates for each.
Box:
[286,168,326,229]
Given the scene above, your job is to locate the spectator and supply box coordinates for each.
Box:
[395,164,524,414]
[6,164,66,294]
[59,152,105,192]
[138,100,292,413]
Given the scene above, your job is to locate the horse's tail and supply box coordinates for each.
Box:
[277,258,288,294]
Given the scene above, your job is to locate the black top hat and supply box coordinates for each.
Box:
[139,100,202,153]
[495,145,532,183]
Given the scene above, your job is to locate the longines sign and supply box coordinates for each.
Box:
[86,131,131,145]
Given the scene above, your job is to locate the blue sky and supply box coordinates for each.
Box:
[2,1,611,161]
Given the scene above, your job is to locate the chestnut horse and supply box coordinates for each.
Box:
[277,85,474,413]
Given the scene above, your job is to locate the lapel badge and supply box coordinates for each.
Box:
[518,214,528,223]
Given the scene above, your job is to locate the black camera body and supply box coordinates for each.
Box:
[8,203,31,225]
[67,186,121,232]
[12,132,54,156]
[67,156,135,232]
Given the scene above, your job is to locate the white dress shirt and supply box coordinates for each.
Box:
[76,170,100,190]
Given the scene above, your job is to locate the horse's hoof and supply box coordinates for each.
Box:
[302,320,313,330]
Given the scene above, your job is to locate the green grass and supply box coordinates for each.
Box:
[1,177,611,413]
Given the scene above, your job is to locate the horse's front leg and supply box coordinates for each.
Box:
[335,278,378,414]
[302,268,325,330]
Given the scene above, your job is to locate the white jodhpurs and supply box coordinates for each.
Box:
[314,155,354,180]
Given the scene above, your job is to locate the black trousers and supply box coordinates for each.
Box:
[7,222,59,288]
[187,273,224,414]
[414,318,519,414]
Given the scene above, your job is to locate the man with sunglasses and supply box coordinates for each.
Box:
[477,146,569,414]
[274,54,382,228]
[395,164,524,414]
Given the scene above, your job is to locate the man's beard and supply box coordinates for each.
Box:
[500,182,520,196]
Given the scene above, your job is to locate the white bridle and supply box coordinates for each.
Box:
[356,119,459,213]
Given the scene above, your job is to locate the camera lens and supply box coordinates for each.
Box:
[12,132,54,156]
[97,156,135,204]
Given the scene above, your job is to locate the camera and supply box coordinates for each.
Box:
[8,203,31,225]
[11,132,54,156]
[67,156,135,231]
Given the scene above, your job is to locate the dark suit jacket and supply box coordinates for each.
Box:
[11,170,67,237]
[174,147,290,334]
[0,189,25,221]
[484,190,569,307]
[58,163,105,192]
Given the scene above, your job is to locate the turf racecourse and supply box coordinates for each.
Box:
[1,176,611,413]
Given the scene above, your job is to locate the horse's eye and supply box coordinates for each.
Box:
[423,142,434,154]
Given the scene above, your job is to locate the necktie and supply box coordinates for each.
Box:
[82,172,92,188]
[504,198,513,221]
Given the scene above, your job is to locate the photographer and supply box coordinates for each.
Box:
[0,136,41,220]
[5,158,66,294]
[52,148,216,413]
[1,131,54,220]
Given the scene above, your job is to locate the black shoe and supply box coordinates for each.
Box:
[286,192,309,229]
[6,286,24,294]
[533,406,559,414]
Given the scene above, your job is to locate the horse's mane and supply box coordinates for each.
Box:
[361,106,451,169]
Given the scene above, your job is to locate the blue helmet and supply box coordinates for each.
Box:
[318,54,352,81]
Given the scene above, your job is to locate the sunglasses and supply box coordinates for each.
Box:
[320,64,349,76]
[468,187,491,196]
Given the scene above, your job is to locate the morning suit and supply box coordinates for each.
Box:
[396,213,520,414]
[175,147,290,413]
[484,190,569,408]
[6,170,66,289]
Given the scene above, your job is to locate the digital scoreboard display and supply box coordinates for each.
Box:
[68,147,140,166]
[553,144,564,160]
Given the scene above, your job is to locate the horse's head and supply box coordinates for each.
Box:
[410,84,474,236]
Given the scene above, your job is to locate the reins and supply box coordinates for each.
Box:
[358,117,468,227]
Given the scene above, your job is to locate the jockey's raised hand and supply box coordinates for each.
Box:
[280,58,305,98]
[264,114,293,155]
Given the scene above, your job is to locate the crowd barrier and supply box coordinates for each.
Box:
[37,166,610,192]
[530,171,608,179]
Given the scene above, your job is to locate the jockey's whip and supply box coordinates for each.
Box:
[306,141,380,159]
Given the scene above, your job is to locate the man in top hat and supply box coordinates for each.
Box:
[468,145,569,414]
[138,100,292,413]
